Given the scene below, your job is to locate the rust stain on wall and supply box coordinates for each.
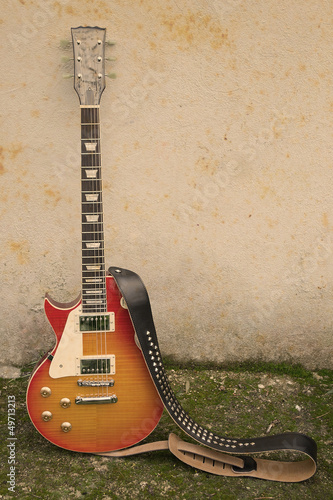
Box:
[195,155,218,176]
[159,11,229,50]
[8,142,24,160]
[44,185,62,206]
[53,0,112,18]
[0,143,24,173]
[9,240,30,265]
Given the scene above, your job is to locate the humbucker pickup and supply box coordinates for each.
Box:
[75,312,115,332]
[75,356,116,376]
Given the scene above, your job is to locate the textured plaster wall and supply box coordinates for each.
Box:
[1,0,333,377]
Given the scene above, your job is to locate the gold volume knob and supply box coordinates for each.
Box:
[60,398,71,408]
[40,387,52,398]
[61,422,72,433]
[41,411,52,422]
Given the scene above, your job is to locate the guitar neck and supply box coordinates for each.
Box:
[81,105,106,313]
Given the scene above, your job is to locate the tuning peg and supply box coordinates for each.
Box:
[62,73,74,79]
[60,39,72,50]
[106,40,116,46]
[106,57,117,62]
[106,72,117,79]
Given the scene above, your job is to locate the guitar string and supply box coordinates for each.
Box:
[97,106,107,395]
[95,106,103,395]
[95,106,102,395]
[97,105,106,395]
[100,106,109,396]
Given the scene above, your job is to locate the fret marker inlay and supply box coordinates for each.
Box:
[85,142,97,151]
[86,215,100,222]
[85,169,98,178]
[86,242,101,248]
[85,194,99,201]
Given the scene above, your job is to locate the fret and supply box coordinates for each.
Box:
[83,254,104,260]
[82,287,106,292]
[82,254,105,260]
[82,249,104,259]
[82,254,104,261]
[81,228,104,235]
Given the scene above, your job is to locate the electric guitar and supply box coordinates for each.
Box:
[26,26,164,453]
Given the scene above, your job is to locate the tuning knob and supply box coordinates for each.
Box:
[63,74,74,79]
[41,411,52,422]
[60,398,71,409]
[106,72,117,79]
[61,422,72,433]
[106,40,116,46]
[40,387,51,398]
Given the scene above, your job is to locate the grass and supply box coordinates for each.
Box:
[0,360,332,499]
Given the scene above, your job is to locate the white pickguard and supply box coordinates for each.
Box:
[49,307,83,379]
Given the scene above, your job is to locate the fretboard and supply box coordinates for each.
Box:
[81,106,106,312]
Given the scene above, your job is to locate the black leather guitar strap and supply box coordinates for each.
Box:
[97,267,317,482]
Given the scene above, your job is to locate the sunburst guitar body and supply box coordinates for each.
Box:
[26,27,163,453]
[26,276,163,453]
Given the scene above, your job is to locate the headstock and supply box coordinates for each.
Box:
[71,26,107,106]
